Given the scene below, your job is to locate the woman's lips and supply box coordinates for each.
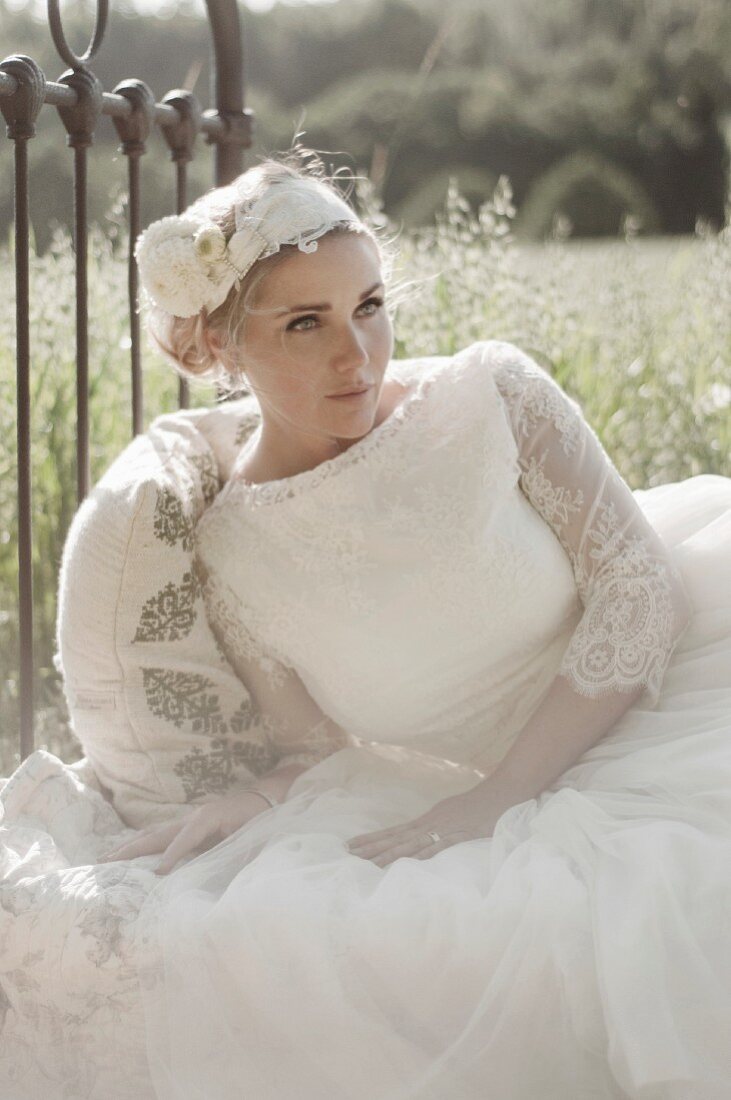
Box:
[327,386,373,400]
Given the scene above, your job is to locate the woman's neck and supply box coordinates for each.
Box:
[236,377,411,486]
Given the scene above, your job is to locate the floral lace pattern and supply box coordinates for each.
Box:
[491,343,692,704]
[519,452,585,573]
[197,562,352,771]
[193,338,691,777]
[558,496,685,700]
[0,751,160,1099]
[198,565,291,692]
[490,352,583,458]
[193,343,581,769]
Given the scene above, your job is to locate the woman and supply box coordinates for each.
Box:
[104,146,731,1099]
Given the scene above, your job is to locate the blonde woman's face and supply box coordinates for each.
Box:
[235,232,394,444]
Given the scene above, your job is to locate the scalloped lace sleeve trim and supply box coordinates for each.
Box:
[486,340,692,707]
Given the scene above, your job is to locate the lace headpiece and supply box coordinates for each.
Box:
[134,175,368,319]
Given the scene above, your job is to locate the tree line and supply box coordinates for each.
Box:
[1,0,730,250]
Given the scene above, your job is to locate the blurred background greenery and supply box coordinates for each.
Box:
[1,0,730,773]
[2,0,731,246]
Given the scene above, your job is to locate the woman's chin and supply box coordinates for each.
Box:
[326,398,379,431]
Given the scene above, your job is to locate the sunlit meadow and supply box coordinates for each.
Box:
[1,178,730,775]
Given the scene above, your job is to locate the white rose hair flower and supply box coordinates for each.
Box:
[135,214,225,318]
[134,175,368,320]
[193,224,228,264]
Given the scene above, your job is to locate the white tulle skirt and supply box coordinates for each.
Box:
[136,474,731,1100]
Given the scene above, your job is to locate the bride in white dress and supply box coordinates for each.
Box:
[104,148,731,1099]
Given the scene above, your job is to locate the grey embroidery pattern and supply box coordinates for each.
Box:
[189,450,219,505]
[227,696,259,733]
[141,668,228,736]
[152,486,195,550]
[173,735,279,798]
[133,570,200,643]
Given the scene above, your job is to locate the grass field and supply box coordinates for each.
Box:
[1,181,729,775]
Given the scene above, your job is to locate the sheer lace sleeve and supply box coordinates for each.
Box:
[490,343,692,707]
[194,556,353,774]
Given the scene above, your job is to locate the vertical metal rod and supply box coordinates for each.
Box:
[73,144,90,503]
[128,152,143,435]
[14,135,35,762]
[176,159,190,410]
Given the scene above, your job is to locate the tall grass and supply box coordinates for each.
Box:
[0,199,219,775]
[1,180,729,775]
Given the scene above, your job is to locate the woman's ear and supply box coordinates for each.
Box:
[204,326,249,388]
[203,325,223,359]
[204,327,237,377]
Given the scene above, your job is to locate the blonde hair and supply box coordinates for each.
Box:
[143,143,402,396]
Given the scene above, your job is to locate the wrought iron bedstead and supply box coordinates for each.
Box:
[1,0,252,762]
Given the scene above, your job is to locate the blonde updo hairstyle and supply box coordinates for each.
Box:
[143,144,401,396]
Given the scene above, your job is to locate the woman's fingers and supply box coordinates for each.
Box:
[348,824,421,855]
[154,814,216,875]
[348,825,406,849]
[348,825,427,861]
[371,837,431,867]
[99,822,180,862]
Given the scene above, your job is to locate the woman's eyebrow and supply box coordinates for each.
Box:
[280,282,384,314]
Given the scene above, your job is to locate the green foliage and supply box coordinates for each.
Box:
[390,167,499,228]
[1,0,731,247]
[516,151,661,239]
[390,173,731,482]
[1,177,730,775]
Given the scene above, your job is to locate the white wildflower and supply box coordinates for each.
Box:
[709,382,731,410]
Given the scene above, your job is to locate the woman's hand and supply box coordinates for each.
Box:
[346,784,512,868]
[98,789,275,875]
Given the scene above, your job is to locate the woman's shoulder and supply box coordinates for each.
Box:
[377,340,545,433]
[433,340,576,421]
[391,340,546,385]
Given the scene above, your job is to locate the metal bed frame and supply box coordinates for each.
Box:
[1,0,253,761]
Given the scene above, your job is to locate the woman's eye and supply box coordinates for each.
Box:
[287,296,384,333]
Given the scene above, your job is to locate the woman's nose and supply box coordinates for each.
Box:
[332,326,369,371]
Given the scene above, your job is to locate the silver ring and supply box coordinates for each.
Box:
[425,830,442,844]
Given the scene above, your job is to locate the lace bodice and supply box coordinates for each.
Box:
[194,340,691,778]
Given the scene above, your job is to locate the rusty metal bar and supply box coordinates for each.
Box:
[14,137,34,762]
[129,152,144,434]
[17,162,35,760]
[177,158,191,411]
[73,146,90,500]
[47,0,109,72]
[0,70,251,144]
[0,55,46,762]
[161,89,202,410]
[204,0,247,188]
[57,67,104,503]
[1,0,252,762]
[10,124,34,761]
[112,79,156,436]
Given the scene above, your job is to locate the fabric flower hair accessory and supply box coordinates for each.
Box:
[134,176,367,319]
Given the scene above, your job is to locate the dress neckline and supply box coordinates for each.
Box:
[224,358,444,508]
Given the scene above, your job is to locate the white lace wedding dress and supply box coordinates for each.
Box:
[136,339,731,1100]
